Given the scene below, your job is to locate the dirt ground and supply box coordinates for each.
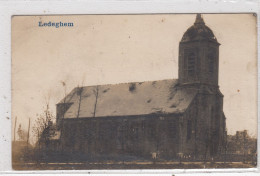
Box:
[13,161,256,170]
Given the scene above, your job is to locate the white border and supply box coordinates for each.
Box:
[0,0,259,175]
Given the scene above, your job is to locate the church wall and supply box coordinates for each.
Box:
[56,103,73,129]
[192,91,224,159]
[180,95,198,158]
[59,114,182,160]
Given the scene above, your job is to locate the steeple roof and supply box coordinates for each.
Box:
[194,14,205,25]
[181,14,218,43]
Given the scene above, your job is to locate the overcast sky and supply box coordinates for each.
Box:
[12,14,257,142]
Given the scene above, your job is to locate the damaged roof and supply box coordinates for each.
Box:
[59,79,197,118]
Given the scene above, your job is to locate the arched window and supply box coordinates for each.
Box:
[187,53,196,76]
[208,52,215,74]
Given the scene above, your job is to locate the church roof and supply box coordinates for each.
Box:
[181,14,218,43]
[59,79,198,119]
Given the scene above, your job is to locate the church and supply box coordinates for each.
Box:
[55,14,227,160]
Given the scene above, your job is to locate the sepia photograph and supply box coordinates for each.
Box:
[11,14,257,170]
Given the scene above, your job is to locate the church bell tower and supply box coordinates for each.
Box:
[179,14,220,88]
[178,14,226,159]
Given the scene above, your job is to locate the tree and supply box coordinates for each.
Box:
[17,124,26,141]
[226,130,257,163]
[32,101,56,164]
[32,102,55,151]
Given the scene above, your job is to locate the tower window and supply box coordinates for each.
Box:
[187,53,196,76]
[208,51,215,74]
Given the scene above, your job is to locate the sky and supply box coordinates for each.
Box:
[11,14,257,143]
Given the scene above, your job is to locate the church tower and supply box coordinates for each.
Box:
[179,14,220,87]
[178,14,226,159]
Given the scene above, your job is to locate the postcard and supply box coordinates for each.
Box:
[11,14,257,170]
